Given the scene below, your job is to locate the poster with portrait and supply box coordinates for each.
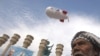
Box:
[5,45,33,56]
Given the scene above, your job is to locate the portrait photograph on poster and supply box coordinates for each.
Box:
[5,45,33,56]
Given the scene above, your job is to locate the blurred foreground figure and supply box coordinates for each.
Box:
[1,34,20,56]
[46,6,69,22]
[71,31,100,56]
[0,34,9,47]
[55,44,64,56]
[37,39,53,56]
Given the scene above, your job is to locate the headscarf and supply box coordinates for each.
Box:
[71,31,100,54]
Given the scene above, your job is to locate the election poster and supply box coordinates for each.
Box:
[5,45,33,56]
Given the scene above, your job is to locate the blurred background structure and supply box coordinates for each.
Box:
[0,34,64,56]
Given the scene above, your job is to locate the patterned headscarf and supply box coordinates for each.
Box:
[71,31,100,55]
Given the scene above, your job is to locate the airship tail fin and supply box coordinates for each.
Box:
[62,10,67,15]
[60,19,64,22]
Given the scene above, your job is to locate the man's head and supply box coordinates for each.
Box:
[8,49,15,56]
[71,31,100,56]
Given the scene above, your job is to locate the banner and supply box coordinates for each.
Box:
[5,45,33,56]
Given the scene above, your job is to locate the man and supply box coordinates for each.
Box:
[8,49,15,56]
[71,31,100,56]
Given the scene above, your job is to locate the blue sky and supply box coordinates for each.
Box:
[0,0,100,18]
[0,0,100,56]
[0,0,100,31]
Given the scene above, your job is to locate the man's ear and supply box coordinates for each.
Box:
[71,50,73,55]
[94,48,100,56]
[94,51,98,56]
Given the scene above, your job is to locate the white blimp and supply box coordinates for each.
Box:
[45,6,69,22]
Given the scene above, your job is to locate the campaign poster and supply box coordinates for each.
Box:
[5,45,33,56]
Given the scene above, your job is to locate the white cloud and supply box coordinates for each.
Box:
[0,13,100,56]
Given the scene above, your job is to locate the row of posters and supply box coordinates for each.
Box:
[5,45,33,56]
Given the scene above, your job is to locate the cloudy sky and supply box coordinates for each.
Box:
[0,0,100,56]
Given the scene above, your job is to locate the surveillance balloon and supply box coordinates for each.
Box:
[45,6,69,22]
